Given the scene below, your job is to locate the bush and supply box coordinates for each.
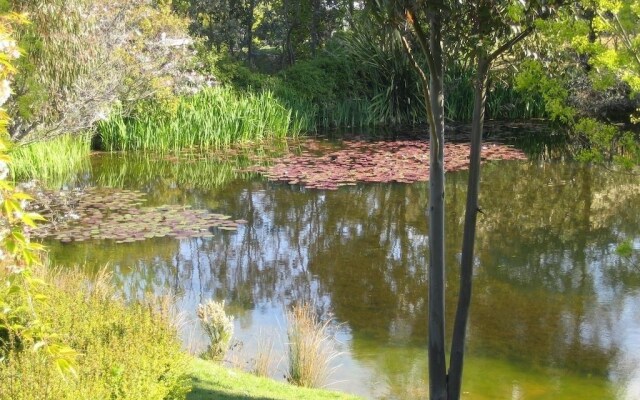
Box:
[8,0,195,143]
[196,300,234,362]
[196,49,271,91]
[0,268,191,400]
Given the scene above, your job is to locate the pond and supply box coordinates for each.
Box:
[43,138,640,399]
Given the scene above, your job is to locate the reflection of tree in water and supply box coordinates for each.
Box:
[208,162,639,380]
[469,163,640,377]
[52,159,640,391]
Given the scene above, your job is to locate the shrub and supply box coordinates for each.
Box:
[0,267,191,400]
[7,0,195,143]
[198,50,271,91]
[196,300,234,362]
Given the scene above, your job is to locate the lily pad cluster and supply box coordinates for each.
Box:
[247,140,527,190]
[28,187,244,243]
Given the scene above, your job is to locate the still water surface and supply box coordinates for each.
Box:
[47,150,640,399]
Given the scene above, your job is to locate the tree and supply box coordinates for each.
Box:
[7,0,194,144]
[367,1,559,398]
[528,0,640,165]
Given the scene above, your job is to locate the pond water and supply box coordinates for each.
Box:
[45,144,640,399]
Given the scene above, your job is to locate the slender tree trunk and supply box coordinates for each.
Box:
[310,0,320,56]
[348,0,354,27]
[247,0,255,65]
[427,7,447,400]
[447,55,489,400]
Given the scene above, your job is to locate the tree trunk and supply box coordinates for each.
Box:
[310,0,320,56]
[247,0,255,65]
[427,7,447,400]
[447,55,489,400]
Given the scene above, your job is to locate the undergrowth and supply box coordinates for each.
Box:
[0,267,190,400]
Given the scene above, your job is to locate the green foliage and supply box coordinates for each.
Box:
[98,87,301,153]
[0,13,77,376]
[8,0,194,143]
[338,25,425,126]
[10,134,91,188]
[278,58,338,105]
[515,60,576,124]
[184,0,248,52]
[573,118,639,166]
[196,300,234,361]
[196,48,272,90]
[615,240,634,258]
[0,268,191,400]
[529,1,640,166]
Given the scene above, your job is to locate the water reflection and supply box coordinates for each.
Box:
[47,155,640,399]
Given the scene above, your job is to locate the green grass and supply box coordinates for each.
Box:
[99,87,303,153]
[10,134,91,187]
[188,358,360,400]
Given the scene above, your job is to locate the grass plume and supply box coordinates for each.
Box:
[286,304,339,388]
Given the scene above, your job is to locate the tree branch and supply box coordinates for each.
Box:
[488,26,534,63]
[406,7,438,78]
[399,34,437,136]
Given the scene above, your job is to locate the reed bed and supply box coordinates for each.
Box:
[10,134,91,187]
[99,87,302,153]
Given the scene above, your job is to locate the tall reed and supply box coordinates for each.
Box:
[286,304,339,388]
[10,134,91,187]
[99,87,302,153]
[252,332,275,377]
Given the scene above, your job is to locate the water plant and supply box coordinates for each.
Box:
[26,187,245,243]
[10,133,91,187]
[99,87,302,153]
[249,140,527,190]
[196,300,234,362]
[286,304,339,388]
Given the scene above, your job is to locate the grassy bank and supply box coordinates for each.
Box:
[0,266,190,400]
[0,262,360,400]
[188,358,360,400]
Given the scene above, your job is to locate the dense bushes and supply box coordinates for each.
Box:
[0,268,190,400]
[194,24,547,132]
[6,0,195,143]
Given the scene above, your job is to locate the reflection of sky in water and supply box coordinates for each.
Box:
[47,160,640,399]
